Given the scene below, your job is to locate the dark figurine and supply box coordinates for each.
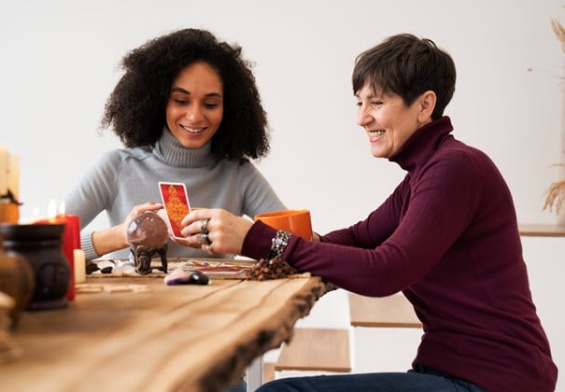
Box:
[127,212,169,275]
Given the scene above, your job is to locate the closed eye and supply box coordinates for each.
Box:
[203,102,220,109]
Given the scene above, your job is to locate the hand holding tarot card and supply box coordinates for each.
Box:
[158,182,190,239]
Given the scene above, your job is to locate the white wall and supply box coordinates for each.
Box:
[1,0,564,390]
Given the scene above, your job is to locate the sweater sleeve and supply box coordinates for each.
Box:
[322,176,410,247]
[63,150,123,260]
[243,151,483,297]
[241,220,279,261]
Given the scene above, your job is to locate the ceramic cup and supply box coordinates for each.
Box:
[254,209,313,240]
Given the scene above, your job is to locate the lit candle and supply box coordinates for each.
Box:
[47,199,57,220]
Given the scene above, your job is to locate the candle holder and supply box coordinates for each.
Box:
[0,202,19,224]
[0,235,35,329]
[0,223,70,311]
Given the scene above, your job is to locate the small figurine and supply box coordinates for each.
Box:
[126,212,169,275]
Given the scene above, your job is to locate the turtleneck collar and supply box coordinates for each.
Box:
[389,116,454,173]
[152,127,216,168]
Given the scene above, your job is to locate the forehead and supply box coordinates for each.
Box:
[173,62,223,90]
[355,82,385,98]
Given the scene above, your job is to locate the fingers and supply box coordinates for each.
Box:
[135,201,163,214]
[171,209,215,249]
[203,243,215,255]
[181,208,213,227]
[180,208,217,236]
[124,202,165,236]
[127,202,164,220]
[175,208,253,255]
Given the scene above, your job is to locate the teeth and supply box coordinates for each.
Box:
[369,130,384,136]
[181,125,205,133]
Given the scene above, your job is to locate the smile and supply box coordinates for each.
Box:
[181,125,206,134]
[368,130,385,137]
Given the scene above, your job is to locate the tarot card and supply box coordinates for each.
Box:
[158,182,191,239]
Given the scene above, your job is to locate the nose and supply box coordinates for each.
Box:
[185,104,204,123]
[357,103,372,127]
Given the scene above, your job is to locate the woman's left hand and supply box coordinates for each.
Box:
[174,208,253,255]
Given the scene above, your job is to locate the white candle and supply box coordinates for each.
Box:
[47,199,58,219]
[0,144,7,196]
[74,249,86,284]
[7,153,20,201]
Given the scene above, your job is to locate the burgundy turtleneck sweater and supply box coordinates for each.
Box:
[242,116,557,391]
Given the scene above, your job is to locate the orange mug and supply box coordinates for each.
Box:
[254,209,313,240]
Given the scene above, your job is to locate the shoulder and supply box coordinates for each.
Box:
[216,159,273,192]
[434,139,494,175]
[97,146,153,165]
[234,160,268,182]
[410,140,493,193]
[215,158,260,175]
[83,147,153,180]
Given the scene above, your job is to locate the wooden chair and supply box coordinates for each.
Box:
[274,327,352,373]
[348,292,422,328]
[348,292,422,373]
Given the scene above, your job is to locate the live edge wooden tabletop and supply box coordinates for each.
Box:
[0,274,329,392]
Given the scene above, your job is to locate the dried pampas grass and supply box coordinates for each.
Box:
[544,179,565,214]
[544,19,565,215]
[552,19,565,52]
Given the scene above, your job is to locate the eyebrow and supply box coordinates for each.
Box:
[170,87,222,98]
[355,89,384,100]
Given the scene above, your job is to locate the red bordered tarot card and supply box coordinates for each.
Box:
[158,182,191,239]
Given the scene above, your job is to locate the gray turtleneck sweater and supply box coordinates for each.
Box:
[64,129,286,260]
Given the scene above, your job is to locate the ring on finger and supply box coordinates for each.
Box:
[200,218,210,233]
[197,232,212,245]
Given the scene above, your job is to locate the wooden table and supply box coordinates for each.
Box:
[0,273,329,392]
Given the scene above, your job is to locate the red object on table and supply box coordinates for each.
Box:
[57,214,80,300]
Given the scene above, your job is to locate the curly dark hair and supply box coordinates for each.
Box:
[101,28,270,162]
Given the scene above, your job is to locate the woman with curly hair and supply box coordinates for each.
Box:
[64,28,285,264]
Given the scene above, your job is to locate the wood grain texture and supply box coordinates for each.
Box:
[0,275,330,392]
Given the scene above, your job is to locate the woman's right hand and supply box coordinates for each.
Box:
[175,208,253,255]
[123,202,164,239]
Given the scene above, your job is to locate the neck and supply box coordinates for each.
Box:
[153,128,215,168]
